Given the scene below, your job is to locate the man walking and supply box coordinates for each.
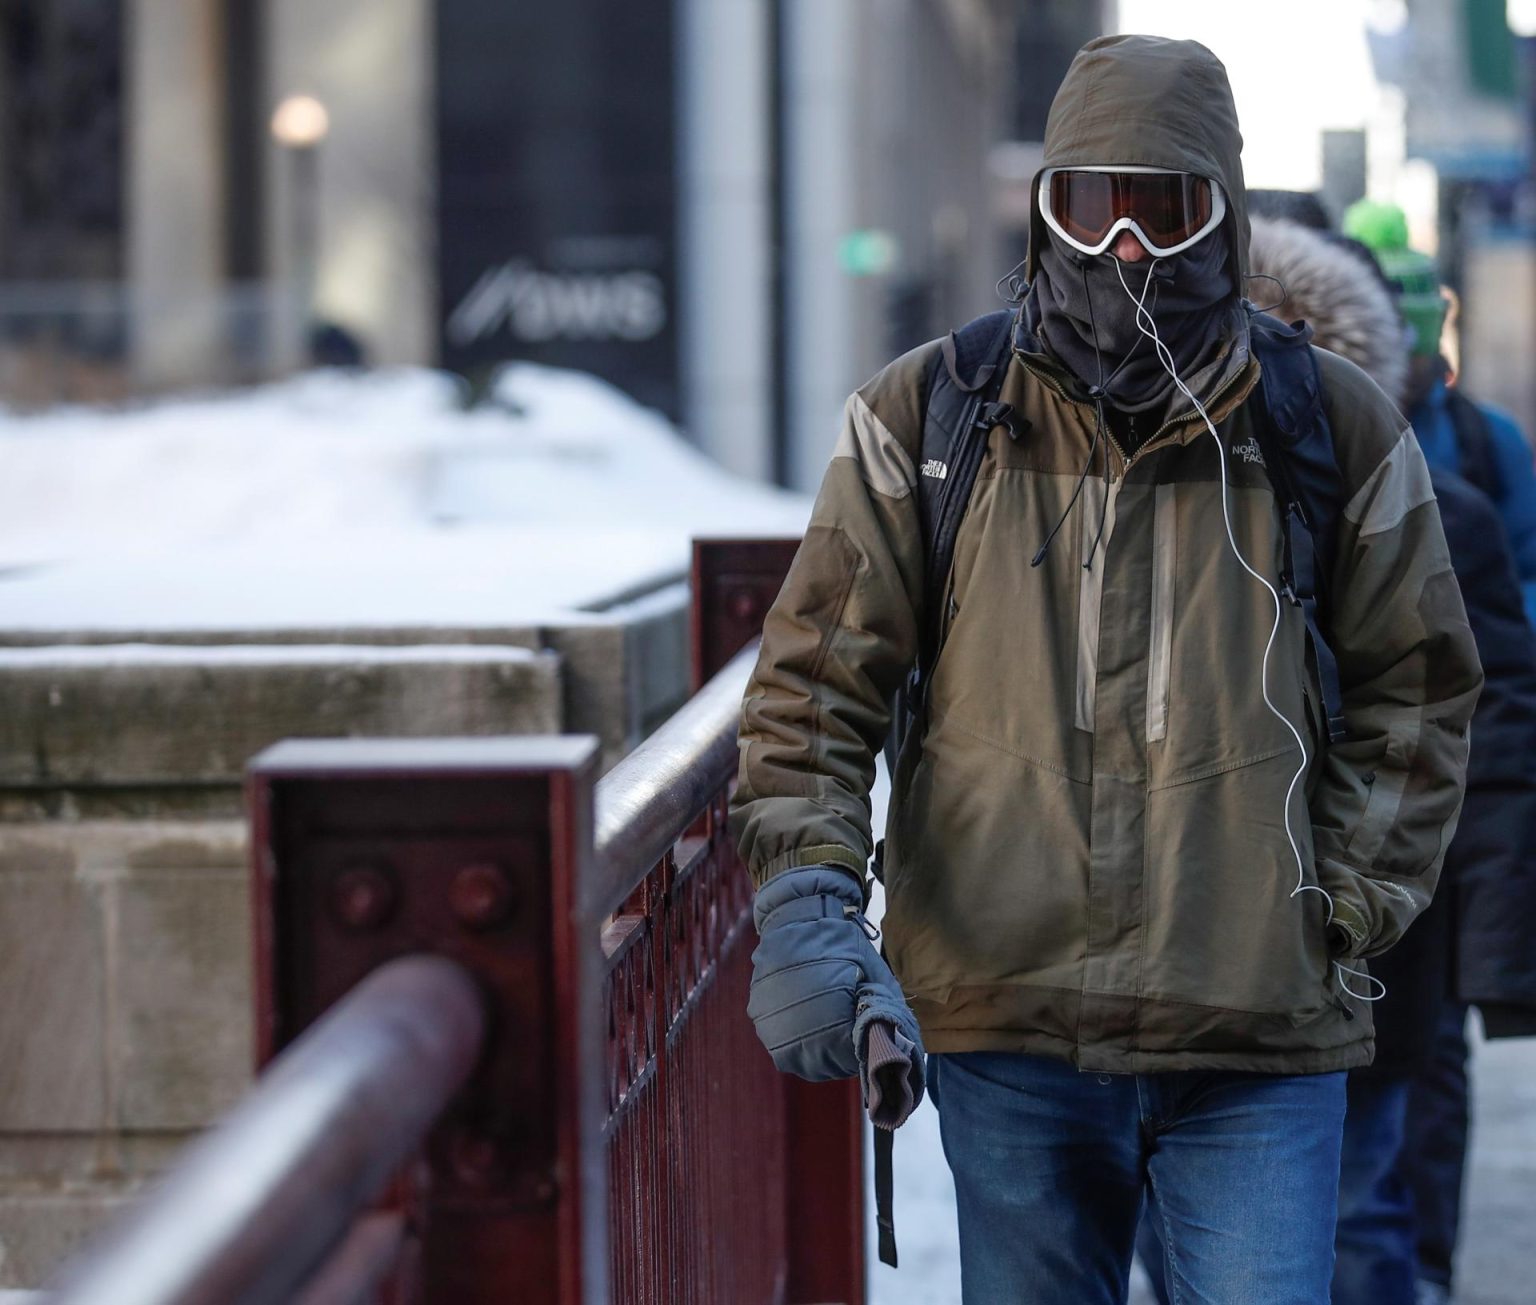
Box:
[732,36,1482,1304]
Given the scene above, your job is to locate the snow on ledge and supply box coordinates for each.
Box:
[0,364,810,633]
[0,643,550,668]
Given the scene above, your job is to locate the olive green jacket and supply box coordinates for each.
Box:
[730,36,1482,1073]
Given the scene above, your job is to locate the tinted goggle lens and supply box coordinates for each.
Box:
[1047,171,1214,250]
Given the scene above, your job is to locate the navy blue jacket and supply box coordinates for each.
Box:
[1366,467,1536,1075]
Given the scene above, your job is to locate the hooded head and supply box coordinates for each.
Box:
[1021,36,1251,422]
[1025,35,1250,287]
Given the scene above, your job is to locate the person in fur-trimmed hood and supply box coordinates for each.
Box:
[1255,214,1536,1304]
[731,36,1481,1303]
[1246,216,1410,406]
[1135,213,1536,1305]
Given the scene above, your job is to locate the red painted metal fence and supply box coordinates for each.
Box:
[600,755,786,1303]
[48,537,864,1305]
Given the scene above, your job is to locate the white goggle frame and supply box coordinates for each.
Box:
[1038,165,1227,259]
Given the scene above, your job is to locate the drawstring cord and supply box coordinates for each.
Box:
[1031,413,1101,568]
[1034,259,1126,570]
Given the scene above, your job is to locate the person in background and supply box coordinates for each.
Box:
[1344,200,1536,628]
[1136,207,1536,1305]
[1247,186,1335,232]
[1336,198,1536,1305]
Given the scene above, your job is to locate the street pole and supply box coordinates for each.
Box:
[270,95,329,370]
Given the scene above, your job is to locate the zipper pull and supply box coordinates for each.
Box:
[843,904,881,941]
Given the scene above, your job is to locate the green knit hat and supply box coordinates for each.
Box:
[1342,199,1446,357]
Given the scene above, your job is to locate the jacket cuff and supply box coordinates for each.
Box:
[1328,897,1371,956]
[755,844,869,893]
[1313,852,1375,957]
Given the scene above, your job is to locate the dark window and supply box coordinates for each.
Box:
[0,0,125,282]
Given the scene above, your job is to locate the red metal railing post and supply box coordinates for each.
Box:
[692,538,868,1305]
[249,736,608,1305]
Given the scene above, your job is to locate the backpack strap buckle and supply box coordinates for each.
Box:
[974,400,1030,442]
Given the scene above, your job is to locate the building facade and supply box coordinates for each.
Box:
[0,1,1119,486]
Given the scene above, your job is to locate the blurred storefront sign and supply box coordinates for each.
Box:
[446,257,667,348]
[435,0,679,419]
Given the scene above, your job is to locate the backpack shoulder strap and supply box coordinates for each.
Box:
[886,308,1022,767]
[874,308,1021,1270]
[1446,387,1499,499]
[916,308,1023,663]
[1247,309,1349,742]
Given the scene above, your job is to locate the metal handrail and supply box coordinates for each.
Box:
[46,956,485,1305]
[586,641,757,922]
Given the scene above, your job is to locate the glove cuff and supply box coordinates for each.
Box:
[752,863,865,932]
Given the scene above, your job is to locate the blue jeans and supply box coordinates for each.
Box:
[1333,1075,1417,1304]
[928,1050,1347,1305]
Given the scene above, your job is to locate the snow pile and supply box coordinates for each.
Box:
[0,365,810,631]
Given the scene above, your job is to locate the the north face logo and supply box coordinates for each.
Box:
[1233,436,1264,466]
[921,459,948,480]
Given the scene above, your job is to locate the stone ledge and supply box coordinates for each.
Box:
[0,820,246,879]
[0,644,562,789]
[0,578,691,774]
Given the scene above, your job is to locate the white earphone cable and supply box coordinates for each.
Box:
[1110,255,1384,1005]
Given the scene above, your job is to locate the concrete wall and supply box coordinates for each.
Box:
[0,589,690,1286]
[0,820,246,1286]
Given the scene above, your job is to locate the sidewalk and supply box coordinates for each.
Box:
[1456,1027,1536,1305]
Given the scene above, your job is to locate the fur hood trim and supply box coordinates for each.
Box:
[1248,216,1409,406]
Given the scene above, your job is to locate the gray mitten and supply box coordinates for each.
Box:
[746,864,924,1091]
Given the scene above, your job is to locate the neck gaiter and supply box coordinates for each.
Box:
[1026,229,1238,420]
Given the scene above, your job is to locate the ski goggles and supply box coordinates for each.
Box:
[1038,166,1226,258]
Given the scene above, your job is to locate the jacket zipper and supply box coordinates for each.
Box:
[1017,350,1254,474]
[1017,357,1131,469]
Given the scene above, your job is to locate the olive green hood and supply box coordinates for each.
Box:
[1026,34,1250,287]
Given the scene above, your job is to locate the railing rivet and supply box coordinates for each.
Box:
[449,862,517,930]
[449,1130,501,1187]
[727,587,761,623]
[534,1176,557,1203]
[329,866,397,932]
